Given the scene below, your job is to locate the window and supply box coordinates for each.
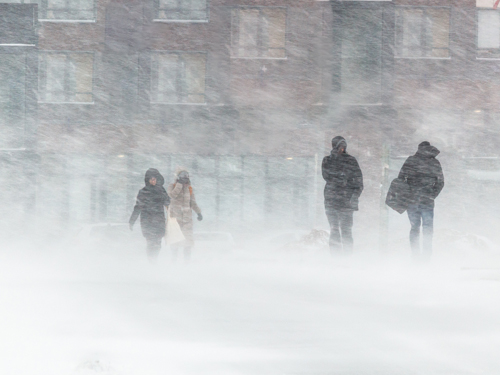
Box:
[3,0,95,21]
[341,8,382,104]
[231,7,286,59]
[41,0,95,20]
[477,9,500,57]
[395,7,450,58]
[39,53,94,103]
[477,1,499,7]
[155,0,207,21]
[0,3,37,45]
[0,54,25,148]
[151,53,206,104]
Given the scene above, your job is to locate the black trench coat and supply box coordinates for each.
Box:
[129,169,170,239]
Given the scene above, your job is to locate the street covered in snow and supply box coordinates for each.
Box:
[1,240,500,375]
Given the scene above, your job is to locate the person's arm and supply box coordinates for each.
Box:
[162,187,170,208]
[129,191,144,230]
[351,158,364,199]
[189,190,202,220]
[190,191,202,215]
[398,157,412,181]
[432,160,445,199]
[322,156,331,182]
[167,182,183,199]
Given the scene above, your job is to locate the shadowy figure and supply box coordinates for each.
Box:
[167,167,202,261]
[398,141,444,260]
[322,136,364,255]
[129,168,170,262]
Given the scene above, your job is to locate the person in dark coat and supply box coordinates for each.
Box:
[322,136,364,254]
[129,168,170,261]
[398,141,444,259]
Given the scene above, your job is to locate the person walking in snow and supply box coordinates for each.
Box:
[322,136,364,254]
[129,168,170,261]
[167,167,202,261]
[398,141,444,260]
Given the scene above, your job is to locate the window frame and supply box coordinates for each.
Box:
[153,0,209,23]
[476,8,500,59]
[37,0,96,23]
[394,5,452,60]
[38,51,95,104]
[150,51,208,106]
[230,6,288,60]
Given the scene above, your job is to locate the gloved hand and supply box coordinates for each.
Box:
[197,213,203,221]
[350,196,359,211]
[129,223,133,231]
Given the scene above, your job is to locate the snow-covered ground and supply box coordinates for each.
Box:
[1,239,500,375]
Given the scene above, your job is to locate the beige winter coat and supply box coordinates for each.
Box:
[167,182,201,246]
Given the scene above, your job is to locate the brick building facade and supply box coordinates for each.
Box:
[1,0,500,242]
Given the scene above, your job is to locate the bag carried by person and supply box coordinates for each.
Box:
[165,209,185,245]
[385,177,411,214]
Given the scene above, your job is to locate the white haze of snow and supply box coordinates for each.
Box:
[2,2,500,374]
[1,237,500,375]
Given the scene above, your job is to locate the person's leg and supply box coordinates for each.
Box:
[339,210,354,253]
[326,209,341,254]
[171,244,179,261]
[147,237,162,262]
[407,205,422,257]
[421,207,434,260]
[183,246,192,261]
[181,221,194,262]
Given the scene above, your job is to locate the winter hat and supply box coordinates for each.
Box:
[331,136,347,152]
[417,141,440,158]
[418,141,431,149]
[174,166,189,178]
[144,168,165,186]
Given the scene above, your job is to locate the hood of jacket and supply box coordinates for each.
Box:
[331,136,347,155]
[144,168,165,187]
[174,166,189,178]
[416,141,440,158]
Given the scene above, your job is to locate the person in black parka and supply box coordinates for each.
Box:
[129,168,170,261]
[398,141,444,259]
[322,136,364,254]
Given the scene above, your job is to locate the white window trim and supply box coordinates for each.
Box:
[0,44,36,47]
[394,56,451,60]
[38,101,95,105]
[230,56,288,60]
[153,19,208,23]
[150,102,207,106]
[39,19,96,23]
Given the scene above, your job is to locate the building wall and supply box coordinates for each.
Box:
[32,0,331,235]
[5,0,500,241]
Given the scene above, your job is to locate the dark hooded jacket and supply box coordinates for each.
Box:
[398,142,444,208]
[322,136,364,211]
[129,168,170,238]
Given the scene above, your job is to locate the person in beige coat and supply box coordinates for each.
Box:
[167,167,202,260]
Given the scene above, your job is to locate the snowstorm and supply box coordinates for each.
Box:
[1,0,500,374]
